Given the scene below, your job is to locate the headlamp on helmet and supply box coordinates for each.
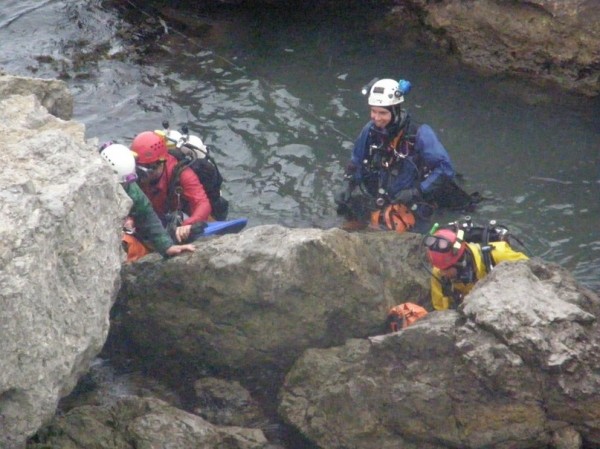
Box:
[367,78,411,107]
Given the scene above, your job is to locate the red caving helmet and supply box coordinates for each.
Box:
[425,228,466,270]
[131,131,168,164]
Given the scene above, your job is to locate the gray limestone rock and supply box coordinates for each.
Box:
[111,226,431,385]
[0,76,126,448]
[30,396,268,449]
[399,0,600,96]
[279,259,599,449]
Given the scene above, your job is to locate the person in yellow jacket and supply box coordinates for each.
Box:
[424,227,528,310]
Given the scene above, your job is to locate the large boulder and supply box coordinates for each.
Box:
[109,225,431,385]
[278,259,600,449]
[0,76,126,448]
[401,0,600,96]
[0,74,73,120]
[29,396,268,449]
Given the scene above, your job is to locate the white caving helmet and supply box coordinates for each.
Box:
[368,79,404,107]
[185,134,208,155]
[99,142,138,183]
[160,128,208,158]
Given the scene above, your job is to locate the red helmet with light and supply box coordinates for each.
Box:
[131,131,168,164]
[424,228,466,270]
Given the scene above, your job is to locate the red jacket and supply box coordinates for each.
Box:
[139,154,212,226]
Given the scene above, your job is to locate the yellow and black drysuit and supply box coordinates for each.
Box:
[431,241,528,310]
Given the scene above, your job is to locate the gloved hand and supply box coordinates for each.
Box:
[440,277,464,308]
[440,277,454,298]
[450,291,465,309]
[393,187,421,205]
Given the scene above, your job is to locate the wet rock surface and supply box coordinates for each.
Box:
[400,0,600,96]
[29,396,269,449]
[122,0,600,96]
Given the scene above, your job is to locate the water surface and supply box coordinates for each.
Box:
[1,0,598,291]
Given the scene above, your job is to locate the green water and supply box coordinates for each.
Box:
[2,0,598,289]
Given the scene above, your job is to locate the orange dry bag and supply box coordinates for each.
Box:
[387,302,428,332]
[121,233,152,263]
[370,204,415,233]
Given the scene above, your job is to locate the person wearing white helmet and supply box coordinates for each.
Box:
[99,142,195,262]
[334,78,471,232]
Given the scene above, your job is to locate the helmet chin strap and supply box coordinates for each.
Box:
[386,107,409,134]
[388,105,399,124]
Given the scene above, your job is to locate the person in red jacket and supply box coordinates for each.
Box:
[132,131,212,243]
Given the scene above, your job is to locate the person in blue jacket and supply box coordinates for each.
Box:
[334,78,464,233]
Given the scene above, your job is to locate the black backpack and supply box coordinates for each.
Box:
[433,217,528,273]
[163,124,229,221]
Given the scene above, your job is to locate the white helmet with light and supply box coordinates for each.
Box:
[99,143,138,183]
[368,79,404,107]
[161,128,208,158]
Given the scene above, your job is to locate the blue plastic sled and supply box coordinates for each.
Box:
[190,218,248,240]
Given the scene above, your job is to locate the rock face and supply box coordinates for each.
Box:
[0,75,127,448]
[402,0,600,96]
[193,377,266,428]
[110,225,430,384]
[279,259,600,449]
[0,74,74,120]
[18,205,599,449]
[31,396,268,449]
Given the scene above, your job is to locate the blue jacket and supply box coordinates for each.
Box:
[349,119,455,199]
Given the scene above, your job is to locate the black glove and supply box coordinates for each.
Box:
[334,180,355,206]
[440,277,454,298]
[393,187,421,205]
[451,291,464,309]
[189,221,208,241]
[441,277,463,309]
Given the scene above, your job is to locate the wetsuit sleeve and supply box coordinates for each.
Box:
[123,182,174,256]
[491,242,529,264]
[415,124,455,194]
[179,167,212,225]
[349,122,373,182]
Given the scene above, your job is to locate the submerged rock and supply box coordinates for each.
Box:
[400,0,600,96]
